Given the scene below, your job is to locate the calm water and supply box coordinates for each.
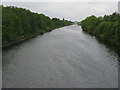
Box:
[2,25,118,88]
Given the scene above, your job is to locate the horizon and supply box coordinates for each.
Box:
[2,2,118,21]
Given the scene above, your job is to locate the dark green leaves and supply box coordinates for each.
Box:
[80,13,120,49]
[2,6,72,47]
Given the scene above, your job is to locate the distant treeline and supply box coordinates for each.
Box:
[80,12,120,50]
[2,5,72,47]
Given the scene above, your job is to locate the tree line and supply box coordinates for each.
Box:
[2,5,72,47]
[80,12,120,51]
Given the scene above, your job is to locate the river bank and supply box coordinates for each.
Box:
[2,6,72,48]
[2,25,72,48]
[79,13,120,56]
[81,30,120,57]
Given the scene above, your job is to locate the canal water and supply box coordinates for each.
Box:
[2,25,118,88]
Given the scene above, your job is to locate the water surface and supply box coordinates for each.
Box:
[3,25,118,88]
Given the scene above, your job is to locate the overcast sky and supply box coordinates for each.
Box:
[2,1,119,21]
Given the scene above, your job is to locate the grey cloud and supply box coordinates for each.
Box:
[2,2,118,21]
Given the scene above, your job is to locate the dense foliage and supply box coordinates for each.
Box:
[80,12,120,50]
[2,6,72,47]
[0,5,1,47]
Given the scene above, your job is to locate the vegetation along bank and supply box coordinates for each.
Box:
[80,12,120,52]
[2,5,72,47]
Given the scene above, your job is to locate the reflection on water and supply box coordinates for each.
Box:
[0,48,2,89]
[2,25,118,88]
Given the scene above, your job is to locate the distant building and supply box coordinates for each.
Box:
[74,21,78,24]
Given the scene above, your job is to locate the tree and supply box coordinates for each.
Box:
[80,12,120,50]
[2,6,72,47]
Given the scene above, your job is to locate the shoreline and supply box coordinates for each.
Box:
[2,25,73,48]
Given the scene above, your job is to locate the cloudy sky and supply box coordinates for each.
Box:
[2,1,119,21]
